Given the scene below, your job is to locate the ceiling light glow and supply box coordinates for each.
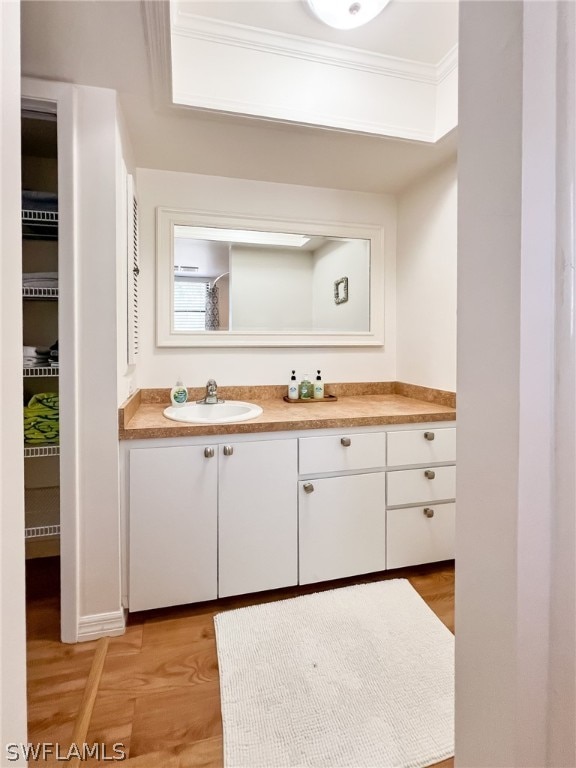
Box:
[174,226,311,248]
[306,0,392,30]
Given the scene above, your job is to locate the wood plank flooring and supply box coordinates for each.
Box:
[26,558,454,768]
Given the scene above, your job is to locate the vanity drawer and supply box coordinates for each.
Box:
[387,465,456,507]
[299,432,387,475]
[387,427,456,467]
[386,503,455,570]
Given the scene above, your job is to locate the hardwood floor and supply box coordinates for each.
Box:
[26,558,454,767]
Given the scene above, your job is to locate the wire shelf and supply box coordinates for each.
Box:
[25,524,60,539]
[22,286,59,299]
[23,366,59,378]
[24,487,60,539]
[24,445,59,458]
[22,209,58,240]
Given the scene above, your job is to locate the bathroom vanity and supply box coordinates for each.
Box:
[119,383,456,612]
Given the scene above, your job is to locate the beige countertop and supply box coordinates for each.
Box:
[119,382,456,440]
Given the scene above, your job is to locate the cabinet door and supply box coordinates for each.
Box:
[129,446,217,611]
[387,503,455,569]
[299,472,387,585]
[218,439,298,598]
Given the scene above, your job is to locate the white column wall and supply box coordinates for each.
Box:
[396,160,457,391]
[548,2,576,763]
[22,79,126,641]
[74,85,123,633]
[456,2,574,765]
[0,0,28,757]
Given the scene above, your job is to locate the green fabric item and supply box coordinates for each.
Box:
[23,392,59,445]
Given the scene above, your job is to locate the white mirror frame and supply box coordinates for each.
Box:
[156,207,385,347]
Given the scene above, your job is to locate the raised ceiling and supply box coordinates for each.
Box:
[20,0,458,194]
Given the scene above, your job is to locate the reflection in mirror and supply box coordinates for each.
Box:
[172,226,370,334]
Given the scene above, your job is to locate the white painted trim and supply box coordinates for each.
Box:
[169,11,457,142]
[436,45,459,84]
[1,0,28,755]
[21,78,80,645]
[172,12,440,84]
[156,207,385,348]
[141,0,172,110]
[171,88,435,142]
[77,609,126,642]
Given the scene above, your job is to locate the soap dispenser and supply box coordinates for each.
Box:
[288,370,299,400]
[314,370,325,399]
[170,380,188,407]
[299,373,312,400]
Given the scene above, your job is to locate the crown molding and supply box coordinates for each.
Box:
[436,45,459,83]
[141,0,173,110]
[172,89,436,142]
[172,10,442,85]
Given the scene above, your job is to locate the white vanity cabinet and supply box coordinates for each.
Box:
[127,436,298,611]
[299,472,387,584]
[218,439,297,597]
[124,422,455,612]
[128,445,218,612]
[386,426,456,570]
[298,432,387,584]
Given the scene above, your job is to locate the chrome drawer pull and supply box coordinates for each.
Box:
[423,507,435,518]
[204,447,214,458]
[303,482,315,494]
[424,431,435,441]
[340,437,351,447]
[424,469,436,480]
[223,445,234,456]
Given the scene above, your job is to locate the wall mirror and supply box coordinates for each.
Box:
[156,208,384,347]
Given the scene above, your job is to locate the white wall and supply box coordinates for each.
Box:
[456,2,575,766]
[230,246,313,331]
[0,0,28,757]
[312,240,370,332]
[136,169,397,388]
[396,159,456,391]
[73,85,125,636]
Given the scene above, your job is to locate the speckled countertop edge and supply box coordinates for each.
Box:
[119,383,456,440]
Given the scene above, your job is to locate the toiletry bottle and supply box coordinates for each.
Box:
[288,370,299,400]
[170,380,188,407]
[314,370,325,399]
[299,373,312,400]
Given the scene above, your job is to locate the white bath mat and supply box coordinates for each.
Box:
[214,578,454,768]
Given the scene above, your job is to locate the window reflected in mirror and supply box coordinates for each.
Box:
[172,225,370,334]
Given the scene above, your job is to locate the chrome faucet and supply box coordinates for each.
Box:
[197,378,223,404]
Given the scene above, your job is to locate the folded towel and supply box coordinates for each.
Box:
[22,272,59,289]
[22,191,58,212]
[23,393,59,445]
[22,272,58,282]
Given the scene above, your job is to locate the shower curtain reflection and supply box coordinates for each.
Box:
[205,283,219,330]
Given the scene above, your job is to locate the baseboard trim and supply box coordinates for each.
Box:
[77,609,126,642]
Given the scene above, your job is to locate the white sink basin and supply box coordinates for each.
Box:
[163,401,263,424]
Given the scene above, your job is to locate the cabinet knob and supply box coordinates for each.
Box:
[340,437,351,447]
[223,445,234,456]
[424,431,435,441]
[424,469,436,479]
[423,507,435,518]
[204,447,214,458]
[303,482,315,494]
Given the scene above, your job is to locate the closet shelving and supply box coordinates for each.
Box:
[21,113,60,552]
[21,208,58,240]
